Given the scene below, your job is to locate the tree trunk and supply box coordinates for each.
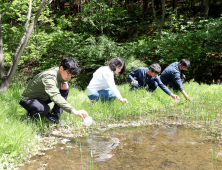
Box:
[173,0,177,16]
[220,0,222,15]
[0,16,6,79]
[152,0,165,40]
[0,0,53,92]
[160,0,166,30]
[152,0,160,39]
[155,0,161,9]
[142,0,148,21]
[204,0,209,18]
[100,4,103,35]
[200,0,205,16]
[7,0,32,75]
[78,0,82,13]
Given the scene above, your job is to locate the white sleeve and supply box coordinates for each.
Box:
[104,73,122,99]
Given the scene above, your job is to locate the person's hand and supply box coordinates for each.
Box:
[119,98,128,103]
[71,109,88,119]
[131,80,138,85]
[170,94,180,100]
[185,94,189,100]
[183,74,186,79]
[61,82,69,90]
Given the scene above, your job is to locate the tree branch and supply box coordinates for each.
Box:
[8,0,32,75]
[2,0,14,17]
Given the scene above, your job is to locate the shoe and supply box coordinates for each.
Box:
[26,112,33,120]
[46,113,59,124]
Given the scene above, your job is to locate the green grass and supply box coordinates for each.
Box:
[1,81,222,168]
[0,85,38,169]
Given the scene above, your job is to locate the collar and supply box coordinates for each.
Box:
[57,68,65,83]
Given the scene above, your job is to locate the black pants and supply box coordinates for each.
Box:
[163,79,184,91]
[19,88,69,117]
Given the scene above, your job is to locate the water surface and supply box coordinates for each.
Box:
[19,124,222,170]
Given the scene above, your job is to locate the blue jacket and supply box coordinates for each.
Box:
[160,62,184,91]
[128,67,172,95]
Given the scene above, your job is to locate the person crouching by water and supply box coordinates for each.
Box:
[19,57,88,124]
[128,63,179,100]
[86,57,128,103]
[160,59,190,100]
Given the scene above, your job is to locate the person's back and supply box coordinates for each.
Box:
[21,67,61,102]
[160,59,190,100]
[160,62,181,83]
[86,66,114,96]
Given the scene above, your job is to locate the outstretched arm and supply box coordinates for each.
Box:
[181,90,189,100]
[156,76,179,100]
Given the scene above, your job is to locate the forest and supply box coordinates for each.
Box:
[1,0,222,91]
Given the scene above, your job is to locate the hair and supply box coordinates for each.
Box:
[149,63,161,74]
[60,57,81,75]
[108,57,125,74]
[179,59,191,68]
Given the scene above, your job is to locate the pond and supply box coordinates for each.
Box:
[19,124,222,170]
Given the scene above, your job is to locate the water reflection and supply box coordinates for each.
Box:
[84,136,119,161]
[19,125,222,170]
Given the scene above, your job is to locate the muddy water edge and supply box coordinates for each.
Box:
[18,117,222,170]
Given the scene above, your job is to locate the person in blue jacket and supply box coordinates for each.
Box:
[160,59,190,100]
[128,63,179,100]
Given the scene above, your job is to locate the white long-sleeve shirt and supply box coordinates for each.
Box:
[86,66,122,99]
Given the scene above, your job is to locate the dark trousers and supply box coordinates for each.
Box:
[19,88,69,117]
[131,81,158,92]
[163,79,184,91]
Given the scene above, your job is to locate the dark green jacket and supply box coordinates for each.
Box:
[20,67,74,113]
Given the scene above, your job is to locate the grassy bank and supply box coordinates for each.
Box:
[1,81,222,168]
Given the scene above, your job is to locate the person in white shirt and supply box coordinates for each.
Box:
[86,57,128,103]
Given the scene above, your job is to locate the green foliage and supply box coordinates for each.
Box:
[1,0,222,88]
[77,0,127,35]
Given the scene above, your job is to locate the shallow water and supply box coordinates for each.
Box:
[19,124,222,170]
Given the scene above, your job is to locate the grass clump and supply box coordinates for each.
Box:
[0,86,38,169]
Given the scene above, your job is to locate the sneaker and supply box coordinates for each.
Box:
[46,113,59,124]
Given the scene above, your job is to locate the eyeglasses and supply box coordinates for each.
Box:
[65,70,75,78]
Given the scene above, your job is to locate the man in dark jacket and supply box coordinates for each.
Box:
[19,57,88,124]
[160,59,190,100]
[128,63,179,100]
